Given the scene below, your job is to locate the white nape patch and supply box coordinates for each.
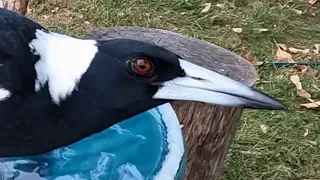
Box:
[0,88,11,101]
[29,29,98,104]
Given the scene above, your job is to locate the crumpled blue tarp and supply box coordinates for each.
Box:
[0,103,187,180]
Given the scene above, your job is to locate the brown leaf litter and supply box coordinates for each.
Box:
[232,28,243,33]
[292,9,303,15]
[290,73,320,109]
[303,128,309,137]
[309,0,318,6]
[290,75,312,99]
[276,44,294,62]
[301,101,320,109]
[201,3,211,13]
[260,124,269,134]
[288,47,310,54]
[245,52,263,66]
[312,44,320,54]
[292,65,309,75]
[257,28,269,32]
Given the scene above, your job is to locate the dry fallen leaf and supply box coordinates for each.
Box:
[298,90,312,100]
[293,9,303,15]
[27,7,32,13]
[276,44,294,62]
[201,3,212,13]
[278,44,287,50]
[312,44,320,54]
[216,3,224,8]
[301,101,320,109]
[290,74,312,99]
[288,47,310,54]
[257,28,269,32]
[245,52,254,61]
[51,6,59,13]
[303,128,309,137]
[245,52,263,66]
[260,124,269,134]
[292,65,309,75]
[232,28,243,33]
[41,15,49,20]
[309,0,318,5]
[240,151,262,155]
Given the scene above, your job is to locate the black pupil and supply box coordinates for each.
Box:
[137,60,147,69]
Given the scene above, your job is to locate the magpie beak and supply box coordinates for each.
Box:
[153,59,286,110]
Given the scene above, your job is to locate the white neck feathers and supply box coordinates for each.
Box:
[29,29,99,104]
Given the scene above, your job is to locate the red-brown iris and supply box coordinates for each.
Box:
[133,58,153,74]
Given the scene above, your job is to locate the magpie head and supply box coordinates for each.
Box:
[26,30,286,113]
[0,9,288,157]
[86,38,287,111]
[0,29,288,157]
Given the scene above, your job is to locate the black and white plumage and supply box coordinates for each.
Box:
[0,8,286,157]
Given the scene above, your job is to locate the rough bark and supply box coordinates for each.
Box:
[172,102,243,179]
[0,0,29,15]
[84,27,257,180]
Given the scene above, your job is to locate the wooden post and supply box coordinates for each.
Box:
[83,27,257,180]
[0,0,29,15]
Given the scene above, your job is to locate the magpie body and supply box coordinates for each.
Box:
[0,7,286,157]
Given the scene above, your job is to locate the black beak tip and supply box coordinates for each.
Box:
[264,95,288,110]
[276,101,288,110]
[246,87,288,110]
[270,101,288,110]
[245,99,288,110]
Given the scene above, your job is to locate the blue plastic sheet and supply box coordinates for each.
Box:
[0,103,187,180]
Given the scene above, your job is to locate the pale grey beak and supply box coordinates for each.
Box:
[153,59,286,110]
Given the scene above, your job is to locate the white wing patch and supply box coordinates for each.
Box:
[29,29,98,104]
[0,88,11,101]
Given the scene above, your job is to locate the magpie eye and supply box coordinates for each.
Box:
[126,58,155,79]
[133,58,153,74]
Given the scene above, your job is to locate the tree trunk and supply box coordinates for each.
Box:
[83,27,257,180]
[0,0,29,15]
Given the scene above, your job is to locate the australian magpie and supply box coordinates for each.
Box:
[0,7,286,157]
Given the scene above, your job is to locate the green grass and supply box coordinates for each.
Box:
[226,67,320,179]
[27,0,320,179]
